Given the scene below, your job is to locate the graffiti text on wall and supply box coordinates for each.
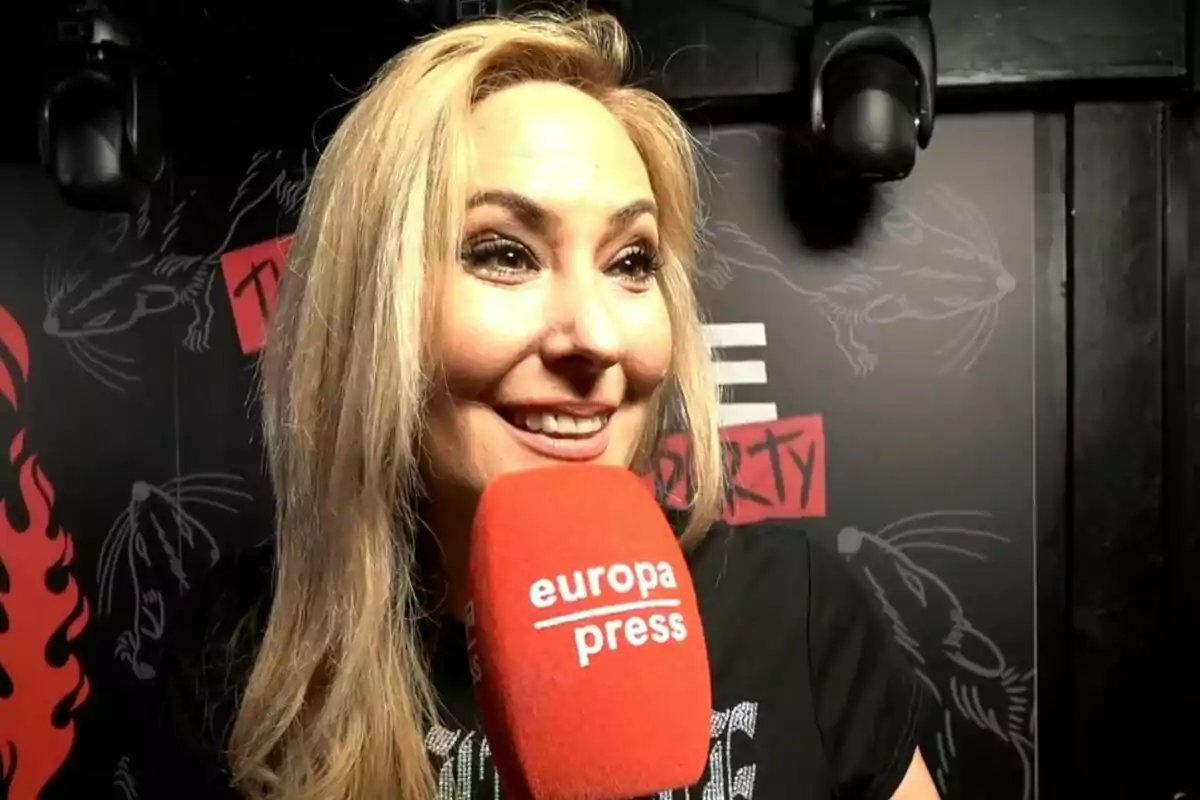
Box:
[646,415,826,525]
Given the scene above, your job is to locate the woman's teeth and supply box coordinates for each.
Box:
[514,412,609,436]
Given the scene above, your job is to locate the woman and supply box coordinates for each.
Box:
[156,11,939,800]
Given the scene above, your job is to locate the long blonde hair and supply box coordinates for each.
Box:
[233,11,725,800]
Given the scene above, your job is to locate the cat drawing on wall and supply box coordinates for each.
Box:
[42,149,312,389]
[95,472,252,679]
[704,184,1015,376]
[836,511,1034,800]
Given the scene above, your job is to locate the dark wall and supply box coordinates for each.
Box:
[0,113,1049,799]
[622,0,1189,100]
[692,115,1042,800]
[2,0,1193,161]
[3,103,1200,800]
[0,151,302,800]
[0,6,1198,798]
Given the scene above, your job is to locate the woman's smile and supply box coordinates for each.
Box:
[493,402,617,462]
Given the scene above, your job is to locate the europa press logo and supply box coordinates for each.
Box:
[462,466,709,713]
[467,559,688,674]
[531,561,688,668]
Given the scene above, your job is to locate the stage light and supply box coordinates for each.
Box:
[806,0,937,181]
[39,1,164,212]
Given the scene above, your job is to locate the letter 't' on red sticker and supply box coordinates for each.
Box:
[220,236,293,355]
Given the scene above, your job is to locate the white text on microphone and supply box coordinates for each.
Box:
[528,561,689,668]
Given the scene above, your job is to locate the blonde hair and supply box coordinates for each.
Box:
[233,11,725,800]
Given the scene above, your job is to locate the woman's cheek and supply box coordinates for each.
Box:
[618,298,673,392]
[437,283,543,387]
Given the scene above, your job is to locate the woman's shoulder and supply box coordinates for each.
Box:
[685,515,824,598]
[686,515,883,611]
[687,516,927,799]
[686,513,912,672]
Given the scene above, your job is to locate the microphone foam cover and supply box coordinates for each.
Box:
[465,465,712,800]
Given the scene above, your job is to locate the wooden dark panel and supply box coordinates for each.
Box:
[1069,102,1169,797]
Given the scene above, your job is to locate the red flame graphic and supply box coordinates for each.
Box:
[0,304,90,799]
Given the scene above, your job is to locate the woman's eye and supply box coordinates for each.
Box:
[608,246,663,288]
[462,237,661,288]
[462,238,537,279]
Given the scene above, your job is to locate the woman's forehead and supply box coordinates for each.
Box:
[466,82,654,218]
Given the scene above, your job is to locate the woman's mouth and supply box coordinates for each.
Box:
[510,410,610,436]
[498,407,614,461]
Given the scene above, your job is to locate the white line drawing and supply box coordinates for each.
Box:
[836,510,1034,800]
[533,599,681,629]
[42,149,312,390]
[96,472,253,679]
[113,754,137,799]
[693,126,781,182]
[703,184,1016,376]
[695,220,738,292]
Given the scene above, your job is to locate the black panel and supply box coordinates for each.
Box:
[1165,104,1200,796]
[1192,0,1199,93]
[1069,103,1169,798]
[620,0,1188,101]
[1,0,1193,163]
[1033,113,1068,800]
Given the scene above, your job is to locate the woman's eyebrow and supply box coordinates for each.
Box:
[467,190,657,238]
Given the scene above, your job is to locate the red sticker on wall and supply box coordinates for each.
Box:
[220,235,293,355]
[645,414,827,524]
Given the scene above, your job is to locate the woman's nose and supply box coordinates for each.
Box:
[540,272,623,370]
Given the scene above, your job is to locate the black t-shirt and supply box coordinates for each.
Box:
[148,517,926,800]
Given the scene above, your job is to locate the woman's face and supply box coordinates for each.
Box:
[422,80,673,507]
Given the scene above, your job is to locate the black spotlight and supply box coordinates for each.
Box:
[39,1,164,213]
[807,0,937,182]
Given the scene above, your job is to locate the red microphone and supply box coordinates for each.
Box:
[463,464,712,800]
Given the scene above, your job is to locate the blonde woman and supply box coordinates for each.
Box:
[154,11,939,800]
